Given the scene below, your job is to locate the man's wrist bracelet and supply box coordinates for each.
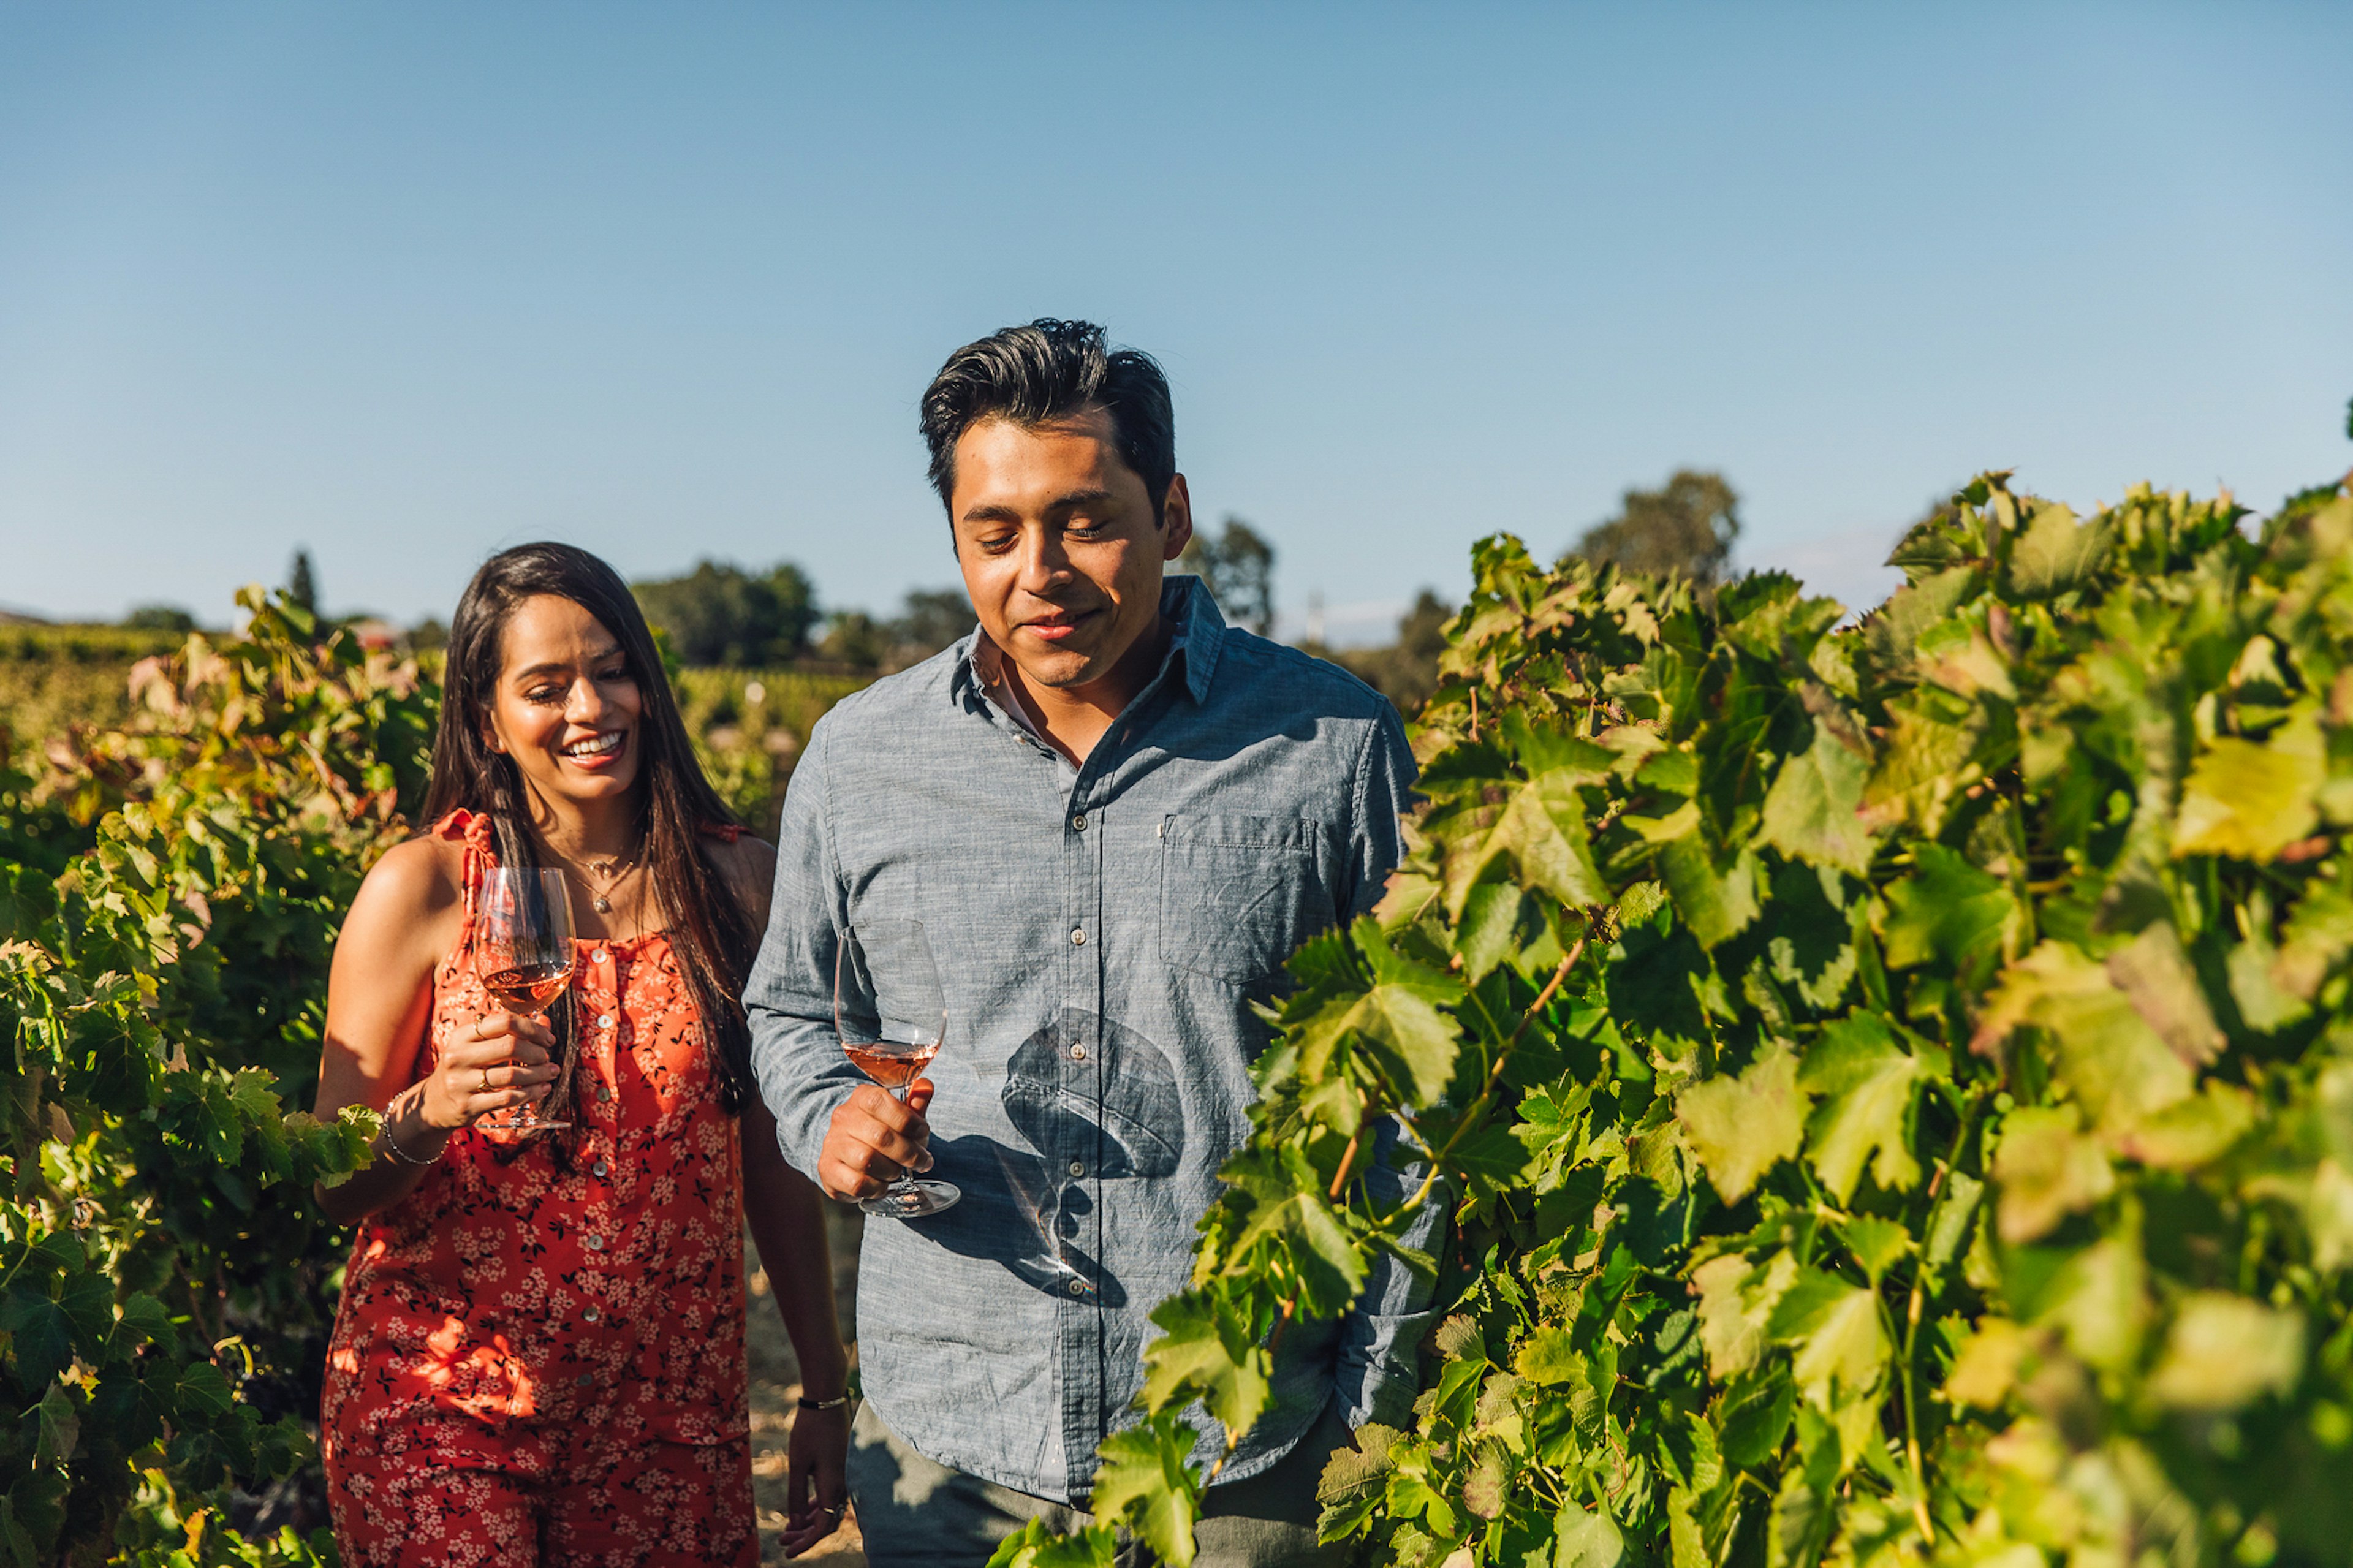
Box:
[798,1393,850,1411]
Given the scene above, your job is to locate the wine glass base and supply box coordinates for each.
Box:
[861,1180,960,1219]
[480,1114,571,1133]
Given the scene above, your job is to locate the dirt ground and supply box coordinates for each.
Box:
[746,1199,868,1566]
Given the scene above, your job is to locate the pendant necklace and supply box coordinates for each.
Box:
[584,843,644,914]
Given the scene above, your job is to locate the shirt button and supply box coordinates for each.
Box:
[1067,1278,1087,1297]
[582,1305,601,1323]
[1070,813,1087,832]
[1070,927,1086,947]
[586,1235,604,1251]
[592,1159,609,1177]
[1068,1160,1085,1178]
[1070,1045,1086,1062]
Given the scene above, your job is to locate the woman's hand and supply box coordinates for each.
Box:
[779,1401,851,1556]
[415,1010,558,1131]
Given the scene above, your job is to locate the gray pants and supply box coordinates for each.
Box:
[847,1399,1355,1568]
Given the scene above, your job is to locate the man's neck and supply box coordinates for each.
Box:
[1002,611,1173,767]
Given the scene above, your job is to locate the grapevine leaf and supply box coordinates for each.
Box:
[1553,1505,1627,1568]
[2003,501,2109,599]
[1758,722,1876,877]
[1137,1293,1271,1436]
[1457,883,1527,986]
[1659,834,1760,950]
[1941,1318,2036,1409]
[1779,1279,1887,1409]
[1346,983,1461,1110]
[1991,1105,2114,1243]
[1798,1015,1925,1203]
[1314,1423,1399,1542]
[175,1360,235,1422]
[1973,941,2193,1134]
[2148,1294,2305,1411]
[2102,920,2224,1067]
[1090,1417,1203,1567]
[0,1285,75,1390]
[1504,769,1612,911]
[985,1519,1118,1568]
[1461,1443,1509,1520]
[2172,705,2325,862]
[1515,1325,1580,1387]
[1692,1249,1796,1379]
[1678,1046,1806,1204]
[1878,843,2010,974]
[2113,1083,2255,1171]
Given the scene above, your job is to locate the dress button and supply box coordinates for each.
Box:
[1070,928,1086,947]
[1070,813,1087,832]
[593,950,608,964]
[575,1373,593,1388]
[586,1235,604,1251]
[598,1014,615,1029]
[598,1085,613,1102]
[583,1305,601,1323]
[1067,1278,1087,1297]
[592,1159,609,1178]
[1068,1160,1085,1178]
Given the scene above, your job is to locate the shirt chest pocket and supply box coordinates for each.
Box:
[1157,814,1331,985]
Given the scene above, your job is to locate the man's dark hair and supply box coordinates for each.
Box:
[920,319,1175,520]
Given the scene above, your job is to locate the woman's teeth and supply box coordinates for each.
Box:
[563,733,623,758]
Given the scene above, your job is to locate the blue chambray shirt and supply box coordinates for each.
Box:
[745,576,1434,1504]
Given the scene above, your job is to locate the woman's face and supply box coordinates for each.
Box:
[483,594,646,812]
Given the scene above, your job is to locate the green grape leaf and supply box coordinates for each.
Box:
[2148,1294,2306,1411]
[2172,705,2325,862]
[1138,1293,1271,1436]
[1798,1015,1927,1203]
[1678,1046,1807,1204]
[1758,722,1877,877]
[1091,1418,1203,1567]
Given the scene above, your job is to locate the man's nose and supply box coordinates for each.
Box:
[1015,528,1073,592]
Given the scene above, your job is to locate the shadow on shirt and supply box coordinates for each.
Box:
[915,1010,1184,1309]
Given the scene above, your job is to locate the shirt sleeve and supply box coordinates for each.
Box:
[745,716,862,1178]
[1334,703,1437,1428]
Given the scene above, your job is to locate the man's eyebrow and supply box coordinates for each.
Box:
[958,489,1119,526]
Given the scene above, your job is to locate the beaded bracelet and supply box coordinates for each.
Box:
[377,1122,444,1166]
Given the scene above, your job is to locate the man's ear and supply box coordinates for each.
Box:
[1158,474,1195,563]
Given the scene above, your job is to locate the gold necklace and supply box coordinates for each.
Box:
[583,843,644,914]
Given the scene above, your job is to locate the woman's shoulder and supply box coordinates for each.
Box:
[354,832,468,923]
[698,830,776,918]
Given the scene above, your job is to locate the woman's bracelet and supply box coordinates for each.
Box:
[797,1393,851,1411]
[376,1118,444,1166]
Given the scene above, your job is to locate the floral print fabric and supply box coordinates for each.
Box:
[323,810,755,1566]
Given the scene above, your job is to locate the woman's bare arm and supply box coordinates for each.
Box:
[313,836,556,1224]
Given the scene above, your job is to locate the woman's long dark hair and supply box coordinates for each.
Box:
[422,543,759,1138]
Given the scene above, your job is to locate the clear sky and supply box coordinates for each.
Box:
[4,3,2349,642]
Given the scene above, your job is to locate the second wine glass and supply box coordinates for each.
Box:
[835,922,960,1218]
[475,866,576,1133]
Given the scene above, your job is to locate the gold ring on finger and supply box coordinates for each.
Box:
[479,1066,494,1094]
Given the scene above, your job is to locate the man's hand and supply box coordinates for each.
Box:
[817,1081,934,1202]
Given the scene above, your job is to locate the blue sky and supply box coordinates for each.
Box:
[3,4,2349,643]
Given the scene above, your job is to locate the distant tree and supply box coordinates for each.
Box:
[407,616,449,653]
[892,589,974,654]
[631,560,818,666]
[123,604,197,632]
[817,610,889,670]
[287,550,320,615]
[1175,516,1276,637]
[1328,589,1454,716]
[1563,470,1740,588]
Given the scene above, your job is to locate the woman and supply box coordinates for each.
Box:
[314,542,849,1565]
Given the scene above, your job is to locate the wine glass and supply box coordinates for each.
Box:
[835,922,960,1218]
[475,867,576,1133]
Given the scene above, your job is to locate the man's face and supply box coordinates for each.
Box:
[949,409,1192,693]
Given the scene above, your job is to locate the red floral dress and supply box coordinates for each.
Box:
[322,811,756,1567]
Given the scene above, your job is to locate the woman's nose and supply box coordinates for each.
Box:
[566,678,610,722]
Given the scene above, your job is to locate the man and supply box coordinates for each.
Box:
[746,320,1428,1566]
